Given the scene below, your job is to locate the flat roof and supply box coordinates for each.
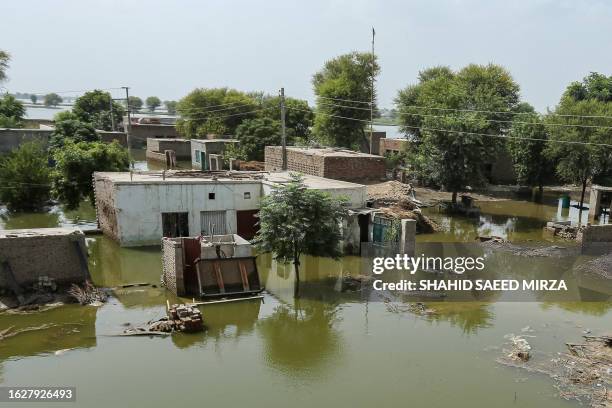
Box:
[271,146,382,158]
[191,139,239,144]
[94,170,365,190]
[592,185,612,192]
[146,138,189,143]
[0,227,84,239]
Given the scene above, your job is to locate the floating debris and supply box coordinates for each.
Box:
[122,303,204,336]
[67,281,108,305]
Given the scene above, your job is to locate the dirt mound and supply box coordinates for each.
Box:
[367,181,415,203]
[238,161,265,171]
[576,253,612,280]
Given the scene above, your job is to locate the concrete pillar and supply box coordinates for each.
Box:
[399,219,416,256]
[588,187,601,220]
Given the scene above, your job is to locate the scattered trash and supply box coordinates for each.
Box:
[67,281,108,305]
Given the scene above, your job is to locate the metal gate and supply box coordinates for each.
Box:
[372,215,392,243]
[200,211,227,235]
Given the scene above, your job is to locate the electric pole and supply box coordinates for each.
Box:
[280,87,287,170]
[370,27,375,154]
[122,86,131,149]
[109,97,115,131]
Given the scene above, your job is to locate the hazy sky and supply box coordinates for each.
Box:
[1,0,611,111]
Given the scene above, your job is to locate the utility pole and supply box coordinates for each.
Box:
[370,27,375,154]
[280,87,287,170]
[122,86,131,149]
[109,97,115,131]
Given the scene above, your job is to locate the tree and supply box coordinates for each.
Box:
[145,96,161,112]
[164,100,177,115]
[395,64,521,203]
[546,73,612,219]
[73,90,125,131]
[0,94,26,128]
[30,94,37,104]
[312,52,379,150]
[176,88,259,138]
[0,50,9,83]
[235,117,286,161]
[507,103,554,197]
[52,141,129,209]
[50,111,99,149]
[260,95,314,140]
[254,173,348,292]
[44,93,63,107]
[128,96,143,112]
[0,142,51,211]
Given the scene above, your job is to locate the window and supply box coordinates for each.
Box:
[161,212,189,238]
[244,192,251,199]
[209,193,215,200]
[195,149,201,163]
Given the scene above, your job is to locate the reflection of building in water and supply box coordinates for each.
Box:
[0,305,97,364]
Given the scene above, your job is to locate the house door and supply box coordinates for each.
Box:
[200,211,227,236]
[162,212,189,238]
[236,210,259,240]
[358,214,369,242]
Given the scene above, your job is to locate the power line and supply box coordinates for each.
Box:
[316,101,612,131]
[314,95,612,120]
[287,106,612,148]
[12,87,125,96]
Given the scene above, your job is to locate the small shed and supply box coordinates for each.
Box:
[191,139,240,170]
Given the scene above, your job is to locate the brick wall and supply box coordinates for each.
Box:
[93,177,120,241]
[0,229,89,288]
[379,138,409,155]
[162,238,185,296]
[265,146,326,177]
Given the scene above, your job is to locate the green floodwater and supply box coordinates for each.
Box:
[1,178,611,407]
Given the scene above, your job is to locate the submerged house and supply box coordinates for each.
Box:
[93,170,368,247]
[191,139,240,170]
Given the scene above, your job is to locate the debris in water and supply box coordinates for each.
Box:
[123,303,204,335]
[68,281,108,305]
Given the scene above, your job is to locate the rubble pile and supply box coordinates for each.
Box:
[544,221,581,240]
[377,202,440,234]
[141,304,204,334]
[67,281,108,306]
[576,253,612,280]
[367,181,416,205]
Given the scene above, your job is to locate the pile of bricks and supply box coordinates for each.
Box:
[167,304,204,333]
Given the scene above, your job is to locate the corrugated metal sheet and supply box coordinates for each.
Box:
[200,211,227,235]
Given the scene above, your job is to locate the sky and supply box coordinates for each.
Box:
[1,0,611,111]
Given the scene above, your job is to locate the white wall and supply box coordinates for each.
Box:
[115,181,262,246]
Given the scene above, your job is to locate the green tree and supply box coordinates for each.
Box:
[52,141,129,209]
[50,111,99,149]
[73,90,125,131]
[395,64,520,203]
[176,88,258,138]
[312,52,379,150]
[546,74,612,218]
[0,94,26,128]
[0,50,10,82]
[254,173,348,290]
[507,104,554,196]
[235,117,286,161]
[128,96,143,112]
[43,93,63,107]
[260,95,314,140]
[30,94,37,104]
[164,100,177,115]
[145,96,161,112]
[0,142,51,210]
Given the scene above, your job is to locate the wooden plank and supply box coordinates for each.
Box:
[189,295,264,306]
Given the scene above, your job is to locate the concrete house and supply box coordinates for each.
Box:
[191,139,240,170]
[93,170,367,247]
[146,138,192,161]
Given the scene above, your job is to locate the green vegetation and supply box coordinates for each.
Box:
[259,95,314,140]
[128,96,143,112]
[50,111,99,149]
[44,92,63,107]
[73,90,124,131]
[52,141,130,209]
[254,173,348,288]
[0,94,26,128]
[0,142,51,211]
[235,117,285,161]
[146,96,161,112]
[507,103,553,195]
[396,64,520,203]
[0,50,9,82]
[545,73,612,213]
[30,94,37,104]
[164,100,177,115]
[312,52,379,150]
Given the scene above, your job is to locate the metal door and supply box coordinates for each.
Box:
[200,211,227,235]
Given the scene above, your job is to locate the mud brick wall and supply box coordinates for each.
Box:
[93,176,120,242]
[379,138,409,155]
[265,146,385,181]
[162,238,185,296]
[0,230,89,289]
[265,146,326,177]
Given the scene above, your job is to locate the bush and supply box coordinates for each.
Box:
[235,117,290,161]
[0,142,51,210]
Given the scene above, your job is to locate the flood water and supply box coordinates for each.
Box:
[0,174,611,407]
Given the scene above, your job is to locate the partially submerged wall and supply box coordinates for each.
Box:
[0,128,51,153]
[93,176,121,241]
[146,138,191,160]
[580,224,612,255]
[0,228,90,289]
